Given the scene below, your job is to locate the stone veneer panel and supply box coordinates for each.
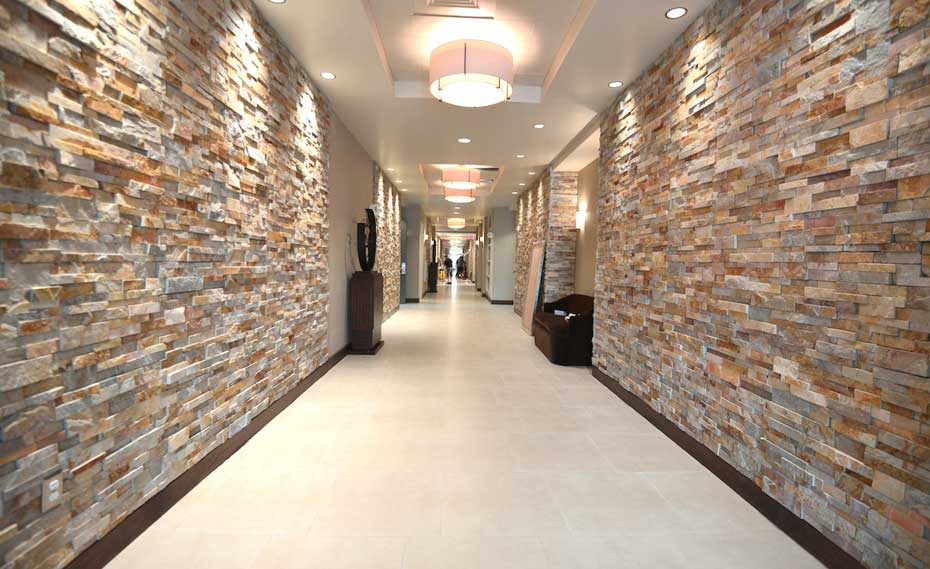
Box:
[594,1,930,568]
[514,172,548,316]
[373,164,400,317]
[545,171,579,302]
[514,170,578,316]
[0,0,331,566]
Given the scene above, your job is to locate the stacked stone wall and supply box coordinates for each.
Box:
[594,1,930,567]
[372,165,400,317]
[514,170,578,316]
[0,0,331,565]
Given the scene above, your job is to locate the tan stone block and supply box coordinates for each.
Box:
[774,357,800,380]
[850,120,888,147]
[845,81,888,111]
[0,355,54,391]
[898,36,930,73]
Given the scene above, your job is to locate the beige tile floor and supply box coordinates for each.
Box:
[107,282,825,569]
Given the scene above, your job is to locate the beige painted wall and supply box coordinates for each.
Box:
[327,115,374,355]
[574,158,598,296]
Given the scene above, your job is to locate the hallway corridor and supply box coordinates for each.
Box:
[107,284,824,569]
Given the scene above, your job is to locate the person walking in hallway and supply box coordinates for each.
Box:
[443,256,453,284]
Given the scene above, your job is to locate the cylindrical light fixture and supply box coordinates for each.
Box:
[444,188,476,204]
[442,168,480,203]
[442,168,481,190]
[447,218,466,229]
[429,40,514,108]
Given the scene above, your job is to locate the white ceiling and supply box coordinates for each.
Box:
[255,0,710,218]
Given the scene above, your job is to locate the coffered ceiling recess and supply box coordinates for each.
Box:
[256,0,710,217]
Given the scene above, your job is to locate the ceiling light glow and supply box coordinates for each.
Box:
[445,192,476,204]
[608,81,624,88]
[320,71,336,80]
[665,7,687,19]
[533,123,545,129]
[430,40,514,108]
[516,154,525,158]
[447,218,467,229]
[442,168,481,191]
[458,138,472,144]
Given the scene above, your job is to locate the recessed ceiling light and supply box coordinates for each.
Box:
[320,71,336,80]
[511,191,518,195]
[268,0,286,3]
[533,123,545,129]
[458,138,471,144]
[608,81,624,88]
[665,7,687,19]
[528,171,536,175]
[396,180,403,183]
[519,183,526,186]
[387,168,395,172]
[401,189,408,192]
[516,154,525,158]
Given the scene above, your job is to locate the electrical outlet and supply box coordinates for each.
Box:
[41,474,63,513]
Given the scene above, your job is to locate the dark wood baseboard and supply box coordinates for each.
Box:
[66,346,349,569]
[347,340,383,355]
[591,367,866,569]
[405,297,420,303]
[489,299,514,305]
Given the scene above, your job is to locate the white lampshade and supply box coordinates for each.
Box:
[444,189,476,204]
[429,40,514,108]
[442,168,481,190]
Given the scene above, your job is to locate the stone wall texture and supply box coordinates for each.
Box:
[514,170,578,317]
[594,1,930,568]
[545,171,579,303]
[373,164,400,317]
[0,0,331,567]
[514,172,548,317]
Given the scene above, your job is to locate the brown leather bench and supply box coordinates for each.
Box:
[533,294,594,366]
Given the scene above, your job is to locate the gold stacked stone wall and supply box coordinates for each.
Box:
[594,1,930,567]
[372,164,400,317]
[0,0,331,566]
[514,169,578,316]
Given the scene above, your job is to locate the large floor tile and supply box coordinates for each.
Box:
[589,432,703,472]
[403,536,549,569]
[105,283,825,569]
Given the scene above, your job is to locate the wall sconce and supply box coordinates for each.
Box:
[575,210,586,230]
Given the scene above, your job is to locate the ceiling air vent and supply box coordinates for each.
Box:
[429,0,480,7]
[414,0,495,18]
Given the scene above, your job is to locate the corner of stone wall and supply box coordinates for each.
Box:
[514,168,580,316]
[372,164,401,316]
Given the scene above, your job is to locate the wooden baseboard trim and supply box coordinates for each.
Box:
[489,299,514,305]
[66,347,349,569]
[591,367,866,569]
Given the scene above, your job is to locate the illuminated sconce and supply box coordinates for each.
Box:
[575,209,586,230]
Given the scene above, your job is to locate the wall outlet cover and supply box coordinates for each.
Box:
[42,474,63,513]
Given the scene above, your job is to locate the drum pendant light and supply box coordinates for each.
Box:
[429,40,514,108]
[442,168,481,203]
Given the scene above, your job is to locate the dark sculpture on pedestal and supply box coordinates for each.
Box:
[348,208,383,354]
